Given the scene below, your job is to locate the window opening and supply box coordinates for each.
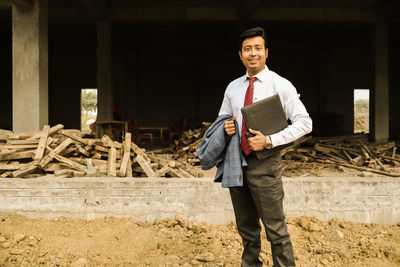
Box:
[354,89,369,134]
[81,88,98,135]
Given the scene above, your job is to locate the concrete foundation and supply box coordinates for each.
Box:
[0,177,399,225]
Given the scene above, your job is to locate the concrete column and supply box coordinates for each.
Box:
[373,22,389,143]
[97,21,113,121]
[12,0,48,132]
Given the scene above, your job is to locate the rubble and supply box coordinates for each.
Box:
[282,134,400,177]
[0,125,204,178]
[171,122,211,165]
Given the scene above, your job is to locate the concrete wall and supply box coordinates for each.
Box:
[0,177,399,225]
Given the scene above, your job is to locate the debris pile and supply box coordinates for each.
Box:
[0,125,204,178]
[282,134,400,177]
[171,122,211,165]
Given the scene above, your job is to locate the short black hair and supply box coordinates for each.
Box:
[238,27,268,51]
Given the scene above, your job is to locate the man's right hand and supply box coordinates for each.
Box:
[224,115,236,136]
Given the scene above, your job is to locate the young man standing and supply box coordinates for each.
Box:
[219,27,312,266]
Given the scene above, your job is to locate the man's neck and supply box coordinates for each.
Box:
[247,66,266,77]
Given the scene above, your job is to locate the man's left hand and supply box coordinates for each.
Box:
[248,129,266,151]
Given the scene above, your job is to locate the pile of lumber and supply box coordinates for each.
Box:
[0,125,204,178]
[282,134,400,177]
[172,122,211,165]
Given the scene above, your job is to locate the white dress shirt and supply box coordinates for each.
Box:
[218,65,312,147]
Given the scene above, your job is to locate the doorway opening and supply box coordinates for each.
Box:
[81,88,98,135]
[354,89,369,134]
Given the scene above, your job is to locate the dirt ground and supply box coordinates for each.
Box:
[0,214,399,267]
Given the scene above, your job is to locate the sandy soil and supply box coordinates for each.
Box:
[0,214,399,267]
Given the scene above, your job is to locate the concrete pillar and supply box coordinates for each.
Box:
[12,0,48,132]
[373,22,389,143]
[97,21,113,121]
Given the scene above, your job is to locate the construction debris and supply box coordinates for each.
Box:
[0,125,204,179]
[282,134,400,177]
[171,122,211,165]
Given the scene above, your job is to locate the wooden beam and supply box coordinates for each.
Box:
[33,125,50,160]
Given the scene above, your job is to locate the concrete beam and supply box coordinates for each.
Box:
[0,0,33,8]
[373,22,389,143]
[238,0,263,20]
[49,5,377,22]
[12,0,48,132]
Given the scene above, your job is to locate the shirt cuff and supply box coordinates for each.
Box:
[269,132,284,147]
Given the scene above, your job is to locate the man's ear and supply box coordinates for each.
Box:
[265,48,269,59]
[238,50,242,60]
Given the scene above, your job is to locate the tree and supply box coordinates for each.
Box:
[81,90,97,115]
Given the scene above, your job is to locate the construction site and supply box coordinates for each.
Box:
[0,0,400,266]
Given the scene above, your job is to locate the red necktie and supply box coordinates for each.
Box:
[241,77,257,155]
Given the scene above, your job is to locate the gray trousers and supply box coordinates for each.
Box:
[229,152,295,267]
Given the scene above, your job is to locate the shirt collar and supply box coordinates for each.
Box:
[244,65,270,83]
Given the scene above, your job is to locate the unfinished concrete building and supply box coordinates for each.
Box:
[0,0,399,143]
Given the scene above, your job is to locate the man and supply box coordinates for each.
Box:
[219,27,312,266]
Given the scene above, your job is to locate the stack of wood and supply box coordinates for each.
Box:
[0,125,204,178]
[282,134,400,177]
[172,122,211,165]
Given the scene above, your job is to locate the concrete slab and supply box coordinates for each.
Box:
[0,177,399,224]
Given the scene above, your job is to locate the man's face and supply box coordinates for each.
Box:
[239,36,268,76]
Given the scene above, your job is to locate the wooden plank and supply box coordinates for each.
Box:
[154,165,171,177]
[7,139,39,145]
[94,145,109,153]
[75,143,91,157]
[131,142,151,163]
[26,124,64,140]
[107,146,117,177]
[11,160,40,178]
[182,163,204,178]
[69,157,114,167]
[33,125,50,160]
[166,167,187,178]
[178,167,193,178]
[136,155,154,177]
[0,150,35,161]
[91,152,102,159]
[38,138,72,168]
[101,135,114,147]
[0,144,38,149]
[126,158,133,178]
[60,130,88,145]
[0,171,12,178]
[42,163,67,172]
[54,169,85,178]
[118,133,132,177]
[0,164,22,170]
[54,155,88,173]
[6,130,40,140]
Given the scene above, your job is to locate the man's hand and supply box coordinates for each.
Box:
[248,128,267,151]
[224,115,236,136]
